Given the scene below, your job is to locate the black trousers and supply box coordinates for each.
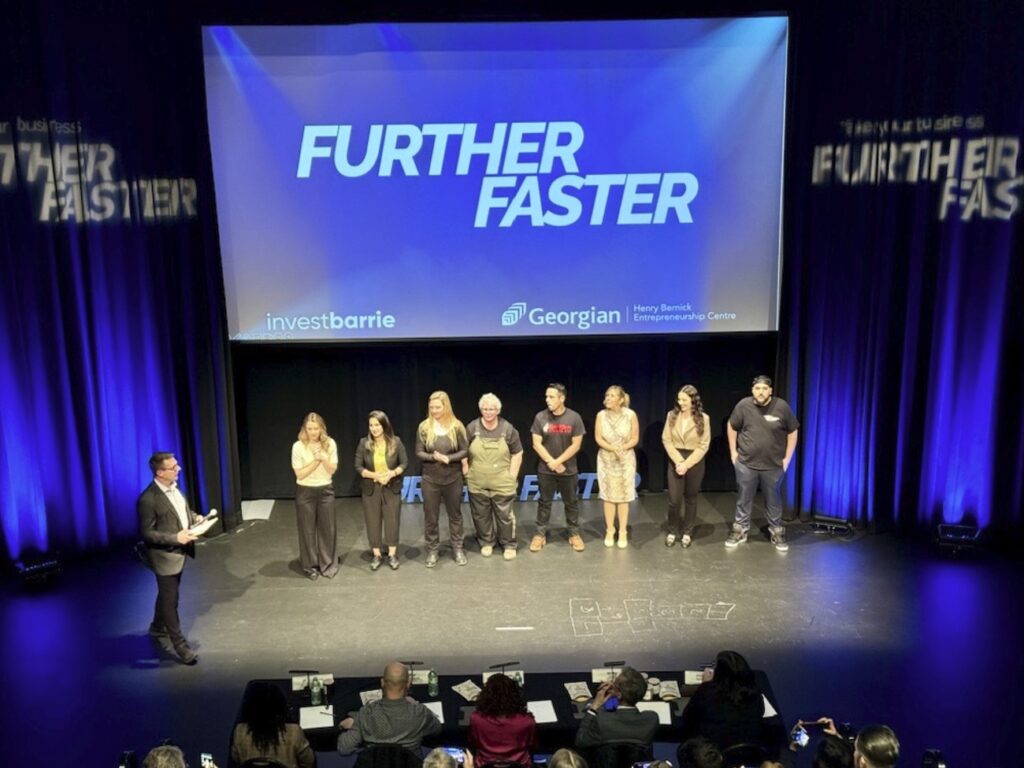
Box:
[362,485,401,549]
[295,483,337,573]
[153,570,186,647]
[422,476,465,552]
[536,472,581,535]
[666,456,706,536]
[468,493,517,548]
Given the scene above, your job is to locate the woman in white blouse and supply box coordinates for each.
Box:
[291,412,339,580]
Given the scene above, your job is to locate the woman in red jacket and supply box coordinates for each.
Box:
[468,673,537,766]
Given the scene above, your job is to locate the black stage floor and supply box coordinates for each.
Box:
[2,493,1021,767]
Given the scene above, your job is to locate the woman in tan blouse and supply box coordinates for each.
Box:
[661,385,711,547]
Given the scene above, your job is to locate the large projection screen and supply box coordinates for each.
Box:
[202,19,788,342]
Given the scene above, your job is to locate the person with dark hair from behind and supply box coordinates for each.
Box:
[468,673,537,766]
[678,651,769,754]
[813,734,854,768]
[576,666,660,751]
[338,661,442,756]
[806,719,896,768]
[549,749,588,768]
[676,737,723,768]
[230,681,316,768]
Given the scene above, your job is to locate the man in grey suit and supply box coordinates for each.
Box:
[138,451,206,665]
[576,666,660,751]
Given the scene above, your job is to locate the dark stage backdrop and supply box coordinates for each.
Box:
[233,336,775,499]
[1,0,1022,563]
[0,1,241,560]
[781,0,1024,539]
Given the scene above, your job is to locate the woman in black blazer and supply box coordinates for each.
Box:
[354,410,408,571]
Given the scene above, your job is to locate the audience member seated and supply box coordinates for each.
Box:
[852,724,899,768]
[230,681,316,768]
[424,747,474,768]
[468,673,537,766]
[813,734,854,768]
[338,661,442,756]
[549,749,588,768]
[678,651,770,756]
[143,745,191,768]
[677,737,724,768]
[575,665,659,766]
[807,719,898,768]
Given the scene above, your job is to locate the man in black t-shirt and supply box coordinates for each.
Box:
[530,383,587,552]
[725,375,799,552]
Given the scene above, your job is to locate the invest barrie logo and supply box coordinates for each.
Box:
[501,302,621,330]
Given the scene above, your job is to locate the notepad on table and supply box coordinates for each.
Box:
[637,701,672,724]
[527,700,558,723]
[300,705,334,729]
[424,700,445,723]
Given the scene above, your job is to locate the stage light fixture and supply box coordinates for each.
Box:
[14,552,63,587]
[921,748,947,768]
[935,523,980,556]
[810,513,854,536]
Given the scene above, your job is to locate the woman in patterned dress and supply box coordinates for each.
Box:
[594,385,639,548]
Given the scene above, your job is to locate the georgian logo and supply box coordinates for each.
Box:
[501,302,528,326]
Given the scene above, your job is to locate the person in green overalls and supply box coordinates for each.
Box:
[462,393,524,560]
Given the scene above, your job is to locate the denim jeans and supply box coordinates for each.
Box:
[734,461,785,533]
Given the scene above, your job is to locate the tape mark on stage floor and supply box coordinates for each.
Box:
[495,626,536,631]
[569,598,736,636]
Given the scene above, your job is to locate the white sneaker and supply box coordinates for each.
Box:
[771,529,789,553]
[481,545,494,557]
[503,548,517,560]
[725,524,748,548]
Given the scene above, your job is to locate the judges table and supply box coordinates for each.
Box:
[238,669,787,756]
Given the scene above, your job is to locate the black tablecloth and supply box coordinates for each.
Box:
[237,669,787,758]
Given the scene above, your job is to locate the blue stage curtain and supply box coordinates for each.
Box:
[780,0,1024,537]
[0,1,239,561]
[2,0,1021,559]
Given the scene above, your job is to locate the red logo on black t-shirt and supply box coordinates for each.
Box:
[546,424,573,434]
